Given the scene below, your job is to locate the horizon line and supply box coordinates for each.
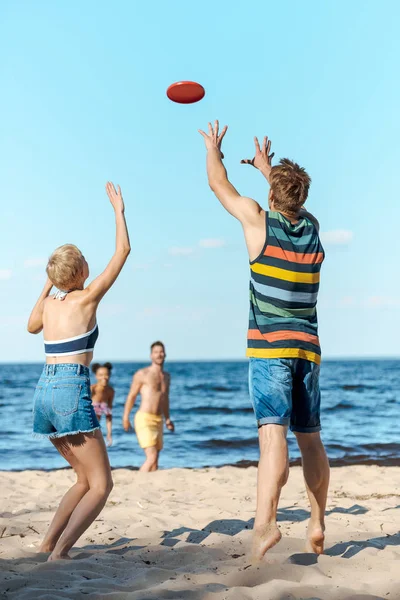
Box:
[1,356,400,365]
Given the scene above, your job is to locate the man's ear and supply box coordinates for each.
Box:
[268,189,274,209]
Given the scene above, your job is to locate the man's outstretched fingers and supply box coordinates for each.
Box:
[218,125,228,144]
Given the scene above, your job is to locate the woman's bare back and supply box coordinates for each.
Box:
[43,291,97,366]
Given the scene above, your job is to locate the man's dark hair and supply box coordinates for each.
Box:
[151,341,165,352]
[91,362,113,374]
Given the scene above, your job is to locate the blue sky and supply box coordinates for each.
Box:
[1,0,399,361]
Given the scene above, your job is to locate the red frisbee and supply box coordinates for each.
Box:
[167,81,205,104]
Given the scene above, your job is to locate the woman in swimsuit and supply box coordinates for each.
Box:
[91,362,114,447]
[27,182,130,561]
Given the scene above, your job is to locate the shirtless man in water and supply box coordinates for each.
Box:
[123,341,174,471]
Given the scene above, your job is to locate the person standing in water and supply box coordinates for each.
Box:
[91,362,114,447]
[199,122,329,561]
[123,342,174,472]
[27,182,130,560]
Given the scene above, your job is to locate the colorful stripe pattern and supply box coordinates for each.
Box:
[246,211,325,364]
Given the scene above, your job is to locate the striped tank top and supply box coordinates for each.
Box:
[246,211,324,365]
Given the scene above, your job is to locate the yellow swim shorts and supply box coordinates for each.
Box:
[134,411,163,450]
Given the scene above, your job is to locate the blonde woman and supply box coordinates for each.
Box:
[27,182,130,560]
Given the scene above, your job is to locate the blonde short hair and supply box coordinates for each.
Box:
[46,244,85,290]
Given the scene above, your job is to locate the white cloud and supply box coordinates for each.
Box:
[167,239,226,256]
[30,273,48,283]
[137,305,213,321]
[199,238,226,249]
[0,269,12,280]
[365,296,400,308]
[320,295,400,310]
[339,295,357,307]
[132,258,157,271]
[24,257,47,268]
[99,303,127,317]
[320,230,353,245]
[132,262,151,271]
[168,247,194,256]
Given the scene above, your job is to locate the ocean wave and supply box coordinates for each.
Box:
[189,406,253,415]
[341,384,375,391]
[325,402,355,411]
[185,384,242,393]
[198,438,258,449]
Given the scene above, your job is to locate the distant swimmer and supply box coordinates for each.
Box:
[123,342,174,472]
[91,362,114,447]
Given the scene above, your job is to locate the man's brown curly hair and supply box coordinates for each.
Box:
[269,158,311,216]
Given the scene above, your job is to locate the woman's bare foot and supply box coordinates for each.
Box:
[306,520,325,554]
[37,542,56,554]
[47,552,72,561]
[252,523,282,562]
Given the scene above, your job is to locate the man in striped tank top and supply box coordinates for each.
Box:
[199,122,330,561]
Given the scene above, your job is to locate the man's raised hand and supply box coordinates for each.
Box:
[241,136,275,181]
[198,120,228,158]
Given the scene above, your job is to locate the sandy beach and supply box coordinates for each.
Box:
[0,465,399,600]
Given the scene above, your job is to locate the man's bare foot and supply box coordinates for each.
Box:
[47,552,72,561]
[252,523,282,562]
[306,521,325,554]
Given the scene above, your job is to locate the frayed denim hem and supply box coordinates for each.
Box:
[33,426,101,439]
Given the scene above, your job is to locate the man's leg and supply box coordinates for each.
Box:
[291,359,329,553]
[248,358,293,561]
[139,447,159,472]
[252,424,289,560]
[295,431,329,554]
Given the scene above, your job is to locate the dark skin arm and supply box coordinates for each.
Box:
[105,388,114,446]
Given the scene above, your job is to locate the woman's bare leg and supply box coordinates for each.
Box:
[48,430,113,561]
[38,438,89,552]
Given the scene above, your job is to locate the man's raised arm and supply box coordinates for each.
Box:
[241,135,320,230]
[199,121,262,224]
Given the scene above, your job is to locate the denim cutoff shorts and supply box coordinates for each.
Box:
[33,363,100,438]
[249,357,321,433]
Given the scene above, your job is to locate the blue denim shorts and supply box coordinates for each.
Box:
[33,364,100,439]
[248,358,321,433]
